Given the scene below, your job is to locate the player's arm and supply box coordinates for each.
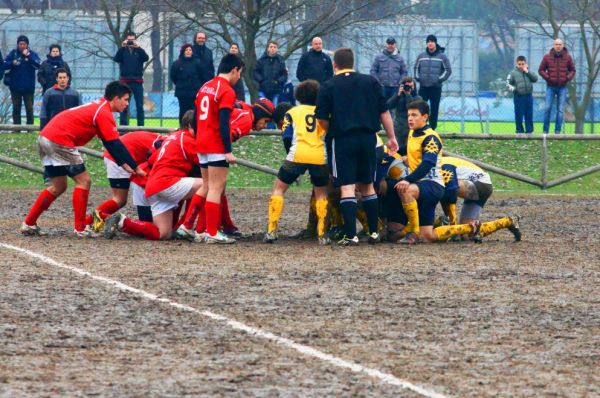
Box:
[315,84,331,132]
[219,108,235,163]
[380,111,398,154]
[102,139,140,174]
[404,135,442,183]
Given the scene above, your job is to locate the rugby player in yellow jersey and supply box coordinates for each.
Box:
[387,99,480,243]
[264,79,331,245]
[439,156,521,241]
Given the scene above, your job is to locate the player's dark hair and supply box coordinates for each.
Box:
[516,55,526,62]
[401,76,414,84]
[333,48,354,69]
[181,109,195,130]
[295,79,319,105]
[55,68,68,78]
[272,102,293,126]
[104,81,132,100]
[126,31,136,38]
[407,99,430,116]
[267,40,278,48]
[49,44,61,53]
[217,53,244,74]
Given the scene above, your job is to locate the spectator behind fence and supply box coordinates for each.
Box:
[192,31,215,87]
[507,55,538,134]
[538,38,575,134]
[113,31,149,126]
[253,41,287,106]
[40,68,80,129]
[413,34,451,130]
[370,37,407,100]
[38,44,71,94]
[3,35,41,125]
[387,76,421,153]
[296,36,333,84]
[229,43,245,101]
[170,43,204,124]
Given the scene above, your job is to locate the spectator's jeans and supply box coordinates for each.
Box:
[10,91,34,125]
[543,86,567,134]
[418,86,442,130]
[259,91,279,128]
[120,81,145,126]
[513,94,534,134]
[176,96,195,124]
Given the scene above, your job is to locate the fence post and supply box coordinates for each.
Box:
[541,133,548,189]
[459,35,465,133]
[485,104,490,133]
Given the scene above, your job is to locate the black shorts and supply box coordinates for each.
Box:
[199,160,229,168]
[44,163,86,178]
[464,181,493,207]
[385,179,444,227]
[278,160,329,187]
[109,178,131,189]
[328,133,377,187]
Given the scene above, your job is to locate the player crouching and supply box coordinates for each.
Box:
[104,111,202,240]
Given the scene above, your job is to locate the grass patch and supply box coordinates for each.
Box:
[0,131,599,195]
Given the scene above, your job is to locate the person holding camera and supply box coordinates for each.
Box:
[38,44,72,94]
[387,76,421,153]
[3,35,41,125]
[113,32,149,126]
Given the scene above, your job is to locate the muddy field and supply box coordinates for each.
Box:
[0,188,599,397]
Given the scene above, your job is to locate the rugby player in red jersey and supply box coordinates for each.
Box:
[174,54,243,244]
[21,81,145,237]
[103,111,202,240]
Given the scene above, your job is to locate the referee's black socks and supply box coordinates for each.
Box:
[340,197,358,238]
[362,194,379,235]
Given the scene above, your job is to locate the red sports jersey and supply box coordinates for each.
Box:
[195,76,236,154]
[41,98,120,147]
[103,131,162,163]
[145,130,199,197]
[230,108,254,142]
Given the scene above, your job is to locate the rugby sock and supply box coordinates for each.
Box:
[306,192,317,234]
[480,217,512,237]
[220,193,236,231]
[122,217,160,240]
[356,207,369,233]
[442,202,457,225]
[72,187,90,232]
[137,206,153,222]
[315,198,328,237]
[402,200,420,236]
[195,205,207,234]
[267,195,284,233]
[96,199,121,219]
[362,194,379,234]
[24,189,56,226]
[340,197,357,238]
[183,194,205,230]
[205,201,221,236]
[434,224,472,241]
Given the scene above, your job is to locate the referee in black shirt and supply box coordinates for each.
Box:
[315,47,398,246]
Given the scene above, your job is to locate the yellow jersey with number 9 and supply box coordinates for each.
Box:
[283,104,327,165]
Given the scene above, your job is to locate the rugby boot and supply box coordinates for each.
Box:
[507,215,522,242]
[367,232,381,245]
[91,209,105,233]
[397,232,421,245]
[223,228,251,239]
[318,235,331,246]
[20,222,47,236]
[337,235,359,246]
[468,220,482,243]
[74,225,95,238]
[104,213,125,239]
[205,230,236,244]
[175,224,196,242]
[263,231,279,244]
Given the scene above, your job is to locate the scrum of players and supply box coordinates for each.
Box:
[20,51,520,246]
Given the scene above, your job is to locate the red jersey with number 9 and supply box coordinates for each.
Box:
[195,76,236,154]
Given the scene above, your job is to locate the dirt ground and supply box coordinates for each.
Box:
[0,188,599,397]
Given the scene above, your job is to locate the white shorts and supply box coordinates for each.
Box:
[104,157,131,179]
[38,136,83,166]
[198,153,226,165]
[131,182,149,207]
[148,177,195,216]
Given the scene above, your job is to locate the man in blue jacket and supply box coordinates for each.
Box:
[4,35,41,125]
[113,32,149,126]
[413,34,452,130]
[370,37,407,100]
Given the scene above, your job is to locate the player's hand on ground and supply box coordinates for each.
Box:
[225,153,236,164]
[386,138,399,155]
[394,179,410,193]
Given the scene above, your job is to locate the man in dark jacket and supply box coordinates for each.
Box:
[40,68,80,129]
[229,43,245,101]
[370,37,407,100]
[170,43,204,123]
[3,35,41,125]
[387,76,421,152]
[38,44,71,94]
[253,41,287,105]
[113,32,149,126]
[413,34,452,130]
[192,31,215,87]
[296,37,333,84]
[538,38,576,134]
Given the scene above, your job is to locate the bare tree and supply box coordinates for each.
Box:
[164,0,419,100]
[504,0,600,133]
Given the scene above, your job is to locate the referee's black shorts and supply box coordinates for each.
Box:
[328,132,377,187]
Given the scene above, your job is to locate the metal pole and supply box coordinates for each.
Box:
[459,35,465,133]
[541,134,548,189]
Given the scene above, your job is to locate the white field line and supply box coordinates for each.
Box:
[1,242,449,398]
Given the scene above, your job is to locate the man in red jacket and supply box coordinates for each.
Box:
[538,38,575,134]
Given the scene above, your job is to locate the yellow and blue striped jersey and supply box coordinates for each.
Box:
[283,104,327,165]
